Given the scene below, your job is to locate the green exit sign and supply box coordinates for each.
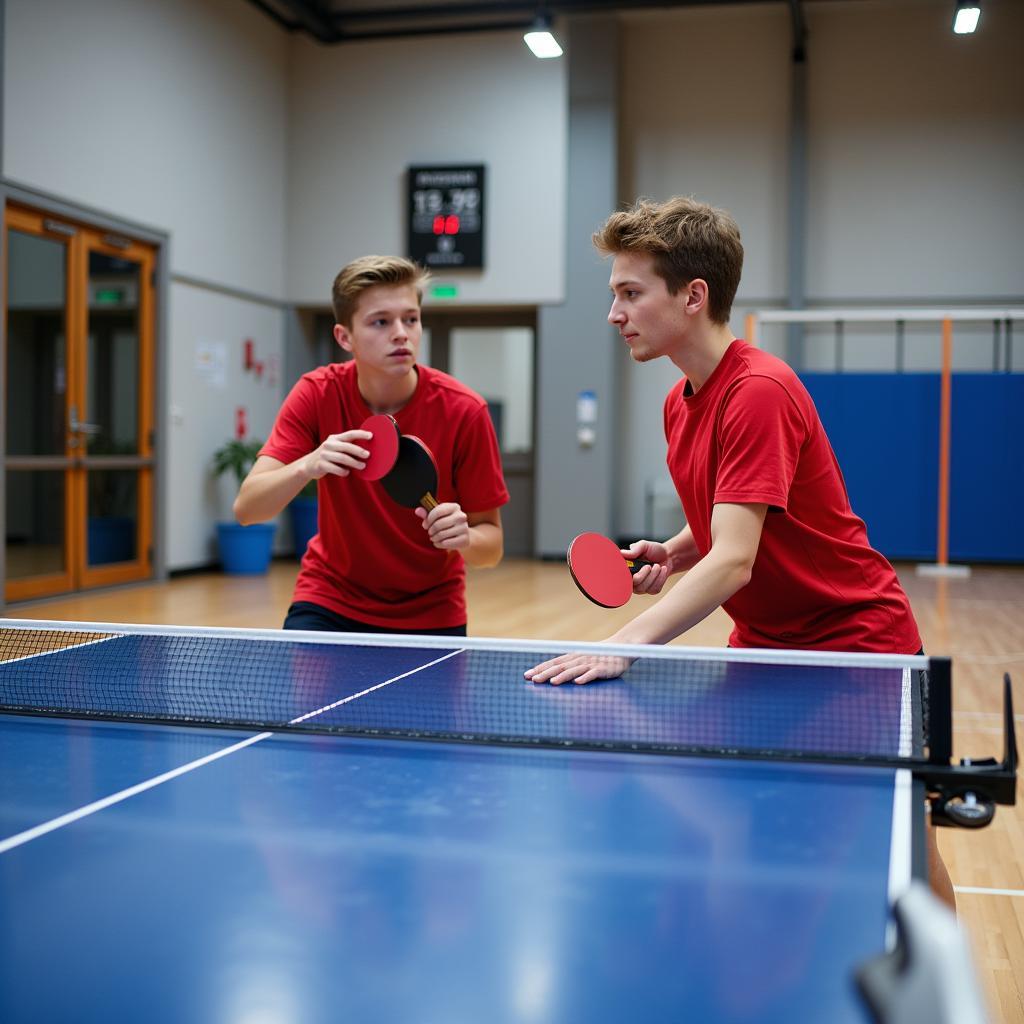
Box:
[431,284,458,299]
[94,288,124,305]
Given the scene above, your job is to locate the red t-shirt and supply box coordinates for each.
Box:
[664,340,921,653]
[261,362,509,629]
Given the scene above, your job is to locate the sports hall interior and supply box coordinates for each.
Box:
[0,0,1021,1019]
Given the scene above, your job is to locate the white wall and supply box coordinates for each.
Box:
[286,31,567,308]
[4,0,289,298]
[167,282,285,569]
[612,0,1024,539]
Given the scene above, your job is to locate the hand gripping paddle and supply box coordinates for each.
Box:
[380,434,439,511]
[358,414,401,481]
[567,532,651,608]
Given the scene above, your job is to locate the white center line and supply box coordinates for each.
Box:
[0,732,271,855]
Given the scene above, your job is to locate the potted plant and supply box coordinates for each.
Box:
[290,477,319,559]
[211,438,276,574]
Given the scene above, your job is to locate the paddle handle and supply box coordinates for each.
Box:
[419,492,454,559]
[624,557,651,575]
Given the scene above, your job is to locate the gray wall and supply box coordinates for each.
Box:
[5,0,289,296]
[537,17,621,555]
[805,0,1024,303]
[286,31,567,307]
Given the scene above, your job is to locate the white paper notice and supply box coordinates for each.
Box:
[196,341,227,389]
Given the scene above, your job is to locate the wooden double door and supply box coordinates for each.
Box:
[3,204,156,602]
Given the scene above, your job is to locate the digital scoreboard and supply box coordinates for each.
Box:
[407,164,485,270]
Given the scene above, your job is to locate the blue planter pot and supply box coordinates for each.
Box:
[289,497,318,558]
[216,522,275,574]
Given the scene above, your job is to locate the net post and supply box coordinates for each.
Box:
[926,656,953,766]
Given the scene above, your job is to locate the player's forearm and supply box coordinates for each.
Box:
[664,526,701,574]
[462,522,503,568]
[234,461,311,525]
[611,547,751,646]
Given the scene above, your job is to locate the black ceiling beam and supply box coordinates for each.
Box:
[788,0,807,61]
[336,20,536,43]
[333,0,782,23]
[246,0,298,33]
[268,0,338,41]
[333,3,538,21]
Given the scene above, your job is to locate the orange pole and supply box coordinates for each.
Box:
[745,312,756,346]
[936,317,953,566]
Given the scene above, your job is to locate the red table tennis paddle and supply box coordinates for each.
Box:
[359,414,401,481]
[567,532,651,608]
[381,434,439,511]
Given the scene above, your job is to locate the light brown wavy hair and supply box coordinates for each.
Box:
[331,255,430,326]
[593,197,743,324]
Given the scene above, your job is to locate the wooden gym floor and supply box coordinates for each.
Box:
[6,557,1024,1023]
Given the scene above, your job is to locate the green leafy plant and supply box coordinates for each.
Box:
[212,439,264,487]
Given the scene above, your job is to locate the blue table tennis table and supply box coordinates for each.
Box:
[0,622,931,1024]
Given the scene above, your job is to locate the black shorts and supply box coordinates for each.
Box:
[283,601,467,638]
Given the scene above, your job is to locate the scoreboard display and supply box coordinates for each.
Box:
[407,164,485,270]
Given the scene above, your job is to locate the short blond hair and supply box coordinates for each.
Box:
[331,255,429,326]
[593,197,743,324]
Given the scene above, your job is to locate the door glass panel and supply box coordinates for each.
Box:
[5,470,65,579]
[449,328,533,454]
[86,470,138,565]
[86,252,140,455]
[5,230,67,456]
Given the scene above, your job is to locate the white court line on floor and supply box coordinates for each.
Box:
[955,710,1024,720]
[0,648,464,855]
[955,886,1024,898]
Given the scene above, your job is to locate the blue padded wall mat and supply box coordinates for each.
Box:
[800,373,1023,563]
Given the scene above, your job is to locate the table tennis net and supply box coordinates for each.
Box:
[0,621,932,765]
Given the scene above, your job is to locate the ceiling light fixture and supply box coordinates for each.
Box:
[524,12,562,59]
[952,2,981,34]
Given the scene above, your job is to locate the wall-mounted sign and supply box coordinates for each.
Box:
[407,164,485,270]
